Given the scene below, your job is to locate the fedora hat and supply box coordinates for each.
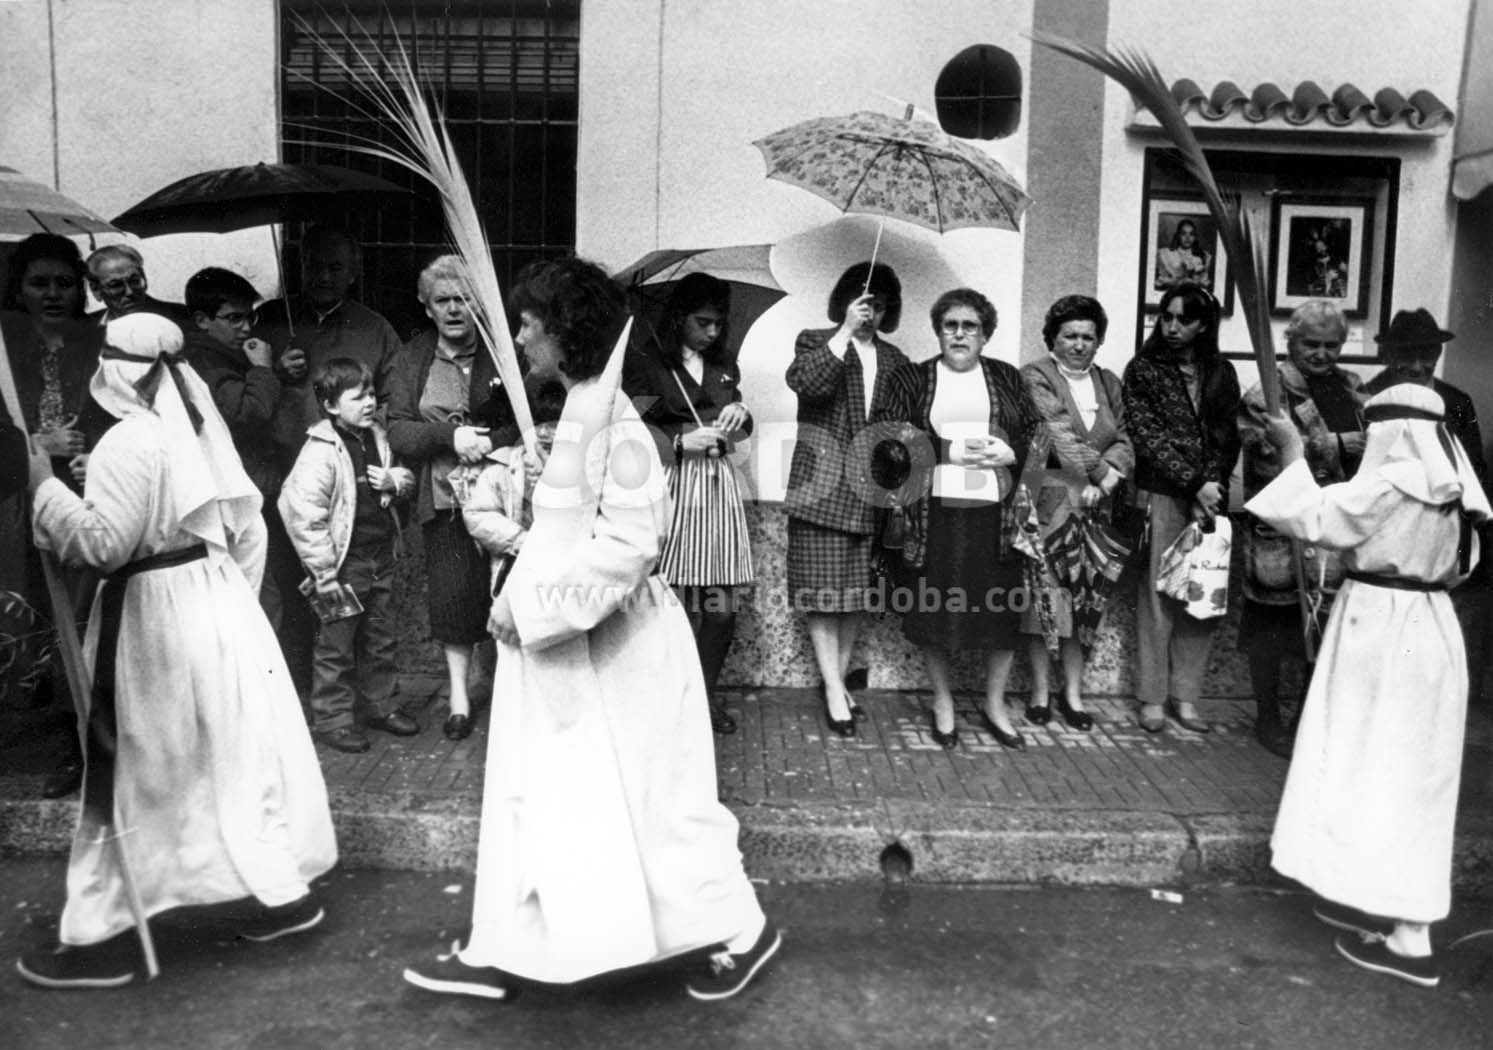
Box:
[1374,308,1454,348]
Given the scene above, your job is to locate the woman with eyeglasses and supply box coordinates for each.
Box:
[0,233,116,799]
[1237,299,1363,757]
[872,288,1040,750]
[1123,282,1241,734]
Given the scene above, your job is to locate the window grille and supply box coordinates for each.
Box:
[279,0,580,337]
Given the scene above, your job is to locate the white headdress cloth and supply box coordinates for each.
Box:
[1359,383,1491,522]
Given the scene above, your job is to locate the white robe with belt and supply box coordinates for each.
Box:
[1246,457,1477,922]
[33,414,337,945]
[460,381,762,983]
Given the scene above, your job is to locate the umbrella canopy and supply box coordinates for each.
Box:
[615,245,786,358]
[112,162,405,236]
[0,166,119,240]
[752,109,1032,235]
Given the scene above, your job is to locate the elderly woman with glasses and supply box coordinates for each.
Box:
[1237,299,1364,757]
[872,288,1040,750]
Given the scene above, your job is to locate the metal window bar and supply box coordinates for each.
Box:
[279,0,579,337]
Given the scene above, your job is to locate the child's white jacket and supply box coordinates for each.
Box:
[279,419,408,584]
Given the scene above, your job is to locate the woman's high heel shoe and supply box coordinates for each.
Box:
[1056,695,1094,732]
[1166,697,1210,734]
[824,709,857,738]
[977,710,1025,751]
[1024,700,1053,726]
[929,711,959,750]
[443,712,473,741]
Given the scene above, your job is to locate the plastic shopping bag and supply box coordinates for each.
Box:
[1156,517,1232,619]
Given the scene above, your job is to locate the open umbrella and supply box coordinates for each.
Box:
[0,167,158,978]
[615,244,786,358]
[0,167,120,241]
[752,106,1032,272]
[113,162,407,334]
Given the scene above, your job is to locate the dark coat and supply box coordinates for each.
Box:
[784,327,909,533]
[1122,349,1241,502]
[182,329,286,502]
[0,311,114,491]
[623,341,752,465]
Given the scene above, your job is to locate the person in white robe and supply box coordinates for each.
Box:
[16,314,337,990]
[402,256,779,1003]
[1247,381,1490,989]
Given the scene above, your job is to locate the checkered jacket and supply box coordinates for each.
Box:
[784,327,909,532]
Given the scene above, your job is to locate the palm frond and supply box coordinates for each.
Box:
[1032,32,1279,412]
[291,12,537,448]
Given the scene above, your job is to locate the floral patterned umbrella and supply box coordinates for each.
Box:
[751,108,1032,238]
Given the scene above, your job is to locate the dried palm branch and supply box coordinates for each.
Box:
[1031,33,1279,413]
[288,12,537,449]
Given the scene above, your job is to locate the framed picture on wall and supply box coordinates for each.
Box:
[1269,196,1374,318]
[1142,195,1234,314]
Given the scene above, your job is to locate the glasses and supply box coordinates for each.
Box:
[940,320,983,335]
[1297,338,1342,350]
[215,309,258,328]
[98,273,146,295]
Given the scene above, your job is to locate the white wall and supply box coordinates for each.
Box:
[0,0,282,302]
[578,0,1037,500]
[1097,0,1471,397]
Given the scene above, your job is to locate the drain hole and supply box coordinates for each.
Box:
[879,841,913,883]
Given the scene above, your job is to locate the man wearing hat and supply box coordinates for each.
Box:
[1248,383,1490,989]
[1363,308,1487,489]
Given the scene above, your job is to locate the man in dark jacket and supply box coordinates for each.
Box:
[184,266,312,692]
[84,245,190,328]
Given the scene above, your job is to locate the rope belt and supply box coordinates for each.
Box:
[1344,570,1446,593]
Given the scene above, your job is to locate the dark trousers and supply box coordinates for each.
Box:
[309,540,402,733]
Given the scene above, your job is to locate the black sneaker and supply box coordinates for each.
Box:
[16,933,141,990]
[685,922,782,1002]
[1334,934,1440,988]
[1313,898,1394,940]
[403,941,510,1001]
[238,895,325,943]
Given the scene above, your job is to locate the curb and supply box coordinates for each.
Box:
[6,792,1492,891]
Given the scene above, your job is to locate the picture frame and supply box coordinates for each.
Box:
[1269,196,1373,318]
[1141,195,1234,314]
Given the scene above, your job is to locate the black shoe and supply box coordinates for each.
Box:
[1334,934,1439,989]
[238,895,325,943]
[848,700,868,722]
[1313,899,1394,940]
[685,922,782,1002]
[41,759,83,799]
[403,941,511,1001]
[710,705,738,735]
[367,711,420,737]
[977,710,1025,751]
[443,713,473,741]
[1024,702,1052,727]
[16,932,141,990]
[316,727,370,754]
[1165,697,1210,734]
[929,712,959,750]
[1056,695,1094,732]
[824,709,856,738]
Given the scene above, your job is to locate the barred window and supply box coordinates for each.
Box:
[280,1,580,337]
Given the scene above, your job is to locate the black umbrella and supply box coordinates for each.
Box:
[113,163,407,334]
[614,245,785,359]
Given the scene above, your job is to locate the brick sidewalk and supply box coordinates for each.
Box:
[5,681,1492,887]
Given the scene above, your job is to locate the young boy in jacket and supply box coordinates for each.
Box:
[280,358,417,753]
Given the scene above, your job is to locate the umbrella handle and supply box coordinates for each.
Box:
[864,218,886,294]
[269,226,295,339]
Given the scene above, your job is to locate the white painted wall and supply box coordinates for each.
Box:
[578,0,1037,500]
[0,0,281,303]
[1097,0,1471,399]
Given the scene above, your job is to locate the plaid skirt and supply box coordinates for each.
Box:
[423,510,491,645]
[787,517,875,613]
[659,455,754,587]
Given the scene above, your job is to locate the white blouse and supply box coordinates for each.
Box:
[930,361,1002,504]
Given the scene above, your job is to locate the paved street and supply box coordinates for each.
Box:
[4,859,1492,1050]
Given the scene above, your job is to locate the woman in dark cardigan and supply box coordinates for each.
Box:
[624,273,754,735]
[388,255,513,741]
[873,287,1040,751]
[1122,282,1241,734]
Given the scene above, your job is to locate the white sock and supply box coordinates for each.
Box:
[724,913,766,955]
[1387,921,1431,957]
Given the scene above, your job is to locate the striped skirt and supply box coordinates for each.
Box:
[658,454,754,587]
